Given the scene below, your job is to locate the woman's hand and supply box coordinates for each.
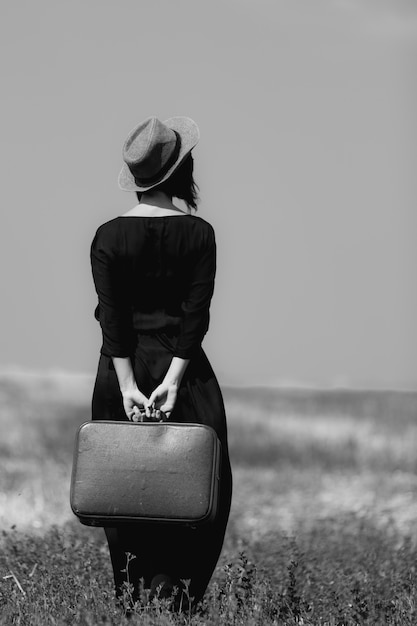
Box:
[147,356,189,419]
[110,357,151,421]
[121,387,150,421]
[148,381,178,419]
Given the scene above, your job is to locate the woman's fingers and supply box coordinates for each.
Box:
[123,391,150,421]
[154,409,169,422]
[147,385,177,420]
[131,405,141,422]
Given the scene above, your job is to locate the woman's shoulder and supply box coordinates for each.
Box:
[91,217,122,251]
[186,215,215,238]
[187,214,213,227]
[94,217,120,234]
[91,214,215,246]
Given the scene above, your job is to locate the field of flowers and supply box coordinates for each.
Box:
[1,372,417,624]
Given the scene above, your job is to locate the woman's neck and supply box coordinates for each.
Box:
[140,191,181,211]
[121,191,189,217]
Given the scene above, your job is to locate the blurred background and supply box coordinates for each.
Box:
[0,0,416,389]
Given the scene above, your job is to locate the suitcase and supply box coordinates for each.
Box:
[70,421,221,527]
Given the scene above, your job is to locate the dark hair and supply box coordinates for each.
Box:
[136,153,199,211]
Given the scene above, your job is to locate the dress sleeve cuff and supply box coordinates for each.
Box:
[173,345,199,359]
[100,346,132,358]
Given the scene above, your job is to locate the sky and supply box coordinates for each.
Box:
[0,0,416,388]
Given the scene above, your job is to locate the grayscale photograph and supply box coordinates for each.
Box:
[0,0,416,623]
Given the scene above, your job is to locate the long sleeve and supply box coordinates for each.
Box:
[90,225,133,357]
[174,227,216,359]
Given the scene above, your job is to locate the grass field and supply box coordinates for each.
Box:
[1,371,417,624]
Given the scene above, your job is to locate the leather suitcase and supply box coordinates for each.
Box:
[70,421,221,527]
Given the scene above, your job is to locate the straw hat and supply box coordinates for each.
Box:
[118,116,200,192]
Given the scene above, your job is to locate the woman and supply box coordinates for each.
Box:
[90,116,233,610]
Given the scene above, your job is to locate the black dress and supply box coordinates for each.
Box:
[90,214,232,606]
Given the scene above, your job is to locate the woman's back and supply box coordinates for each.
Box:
[91,214,216,356]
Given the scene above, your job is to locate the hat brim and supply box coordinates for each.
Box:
[118,116,200,192]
